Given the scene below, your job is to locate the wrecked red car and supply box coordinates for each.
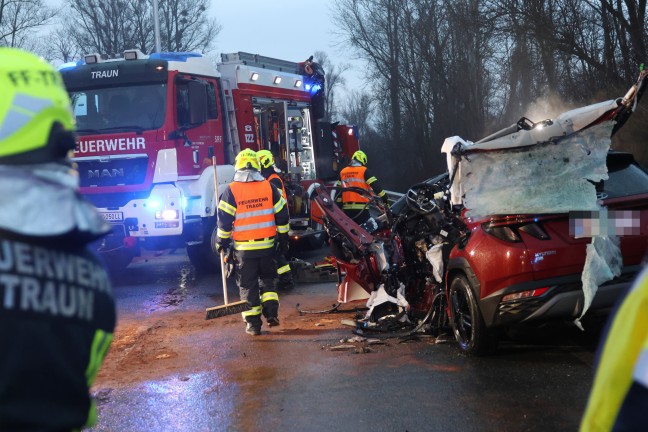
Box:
[310,69,648,355]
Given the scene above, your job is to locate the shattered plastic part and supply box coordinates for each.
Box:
[364,283,409,321]
[425,243,444,283]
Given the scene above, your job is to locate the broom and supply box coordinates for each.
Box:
[205,156,251,320]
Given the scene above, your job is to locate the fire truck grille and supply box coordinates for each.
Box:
[84,191,151,209]
[77,157,148,188]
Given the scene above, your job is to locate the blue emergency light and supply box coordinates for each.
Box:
[149,52,203,62]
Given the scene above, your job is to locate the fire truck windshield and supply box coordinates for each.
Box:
[69,84,167,134]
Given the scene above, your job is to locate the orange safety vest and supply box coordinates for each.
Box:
[268,172,287,200]
[340,165,372,208]
[229,181,276,241]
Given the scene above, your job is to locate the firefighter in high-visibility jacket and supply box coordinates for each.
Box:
[257,150,295,292]
[338,150,388,224]
[0,48,115,431]
[580,265,648,431]
[216,149,290,335]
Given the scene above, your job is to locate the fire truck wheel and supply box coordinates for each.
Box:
[187,218,222,275]
[103,250,134,275]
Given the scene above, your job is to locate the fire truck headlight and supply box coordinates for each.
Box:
[147,198,161,209]
[155,210,179,220]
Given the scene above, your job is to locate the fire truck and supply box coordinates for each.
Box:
[59,49,359,271]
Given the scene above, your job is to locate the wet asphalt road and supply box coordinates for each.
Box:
[86,247,602,432]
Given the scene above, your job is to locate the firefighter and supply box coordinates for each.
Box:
[338,150,388,224]
[0,48,116,431]
[257,149,295,292]
[580,265,648,431]
[216,148,290,335]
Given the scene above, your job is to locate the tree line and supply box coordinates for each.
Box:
[332,0,648,191]
[0,0,220,62]
[3,0,646,192]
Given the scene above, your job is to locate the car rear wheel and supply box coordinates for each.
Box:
[449,274,498,356]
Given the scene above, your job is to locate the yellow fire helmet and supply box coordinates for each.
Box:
[352,150,367,165]
[0,47,76,164]
[235,148,260,171]
[256,149,275,169]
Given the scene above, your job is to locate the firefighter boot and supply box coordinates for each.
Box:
[267,317,280,327]
[245,315,263,336]
[245,322,262,336]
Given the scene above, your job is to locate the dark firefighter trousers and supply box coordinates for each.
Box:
[275,250,294,291]
[236,251,279,327]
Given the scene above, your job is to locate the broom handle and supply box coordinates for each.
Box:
[213,156,229,304]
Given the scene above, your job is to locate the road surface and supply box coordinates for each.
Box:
[87,247,601,432]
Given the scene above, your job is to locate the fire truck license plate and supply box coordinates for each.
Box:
[100,212,124,222]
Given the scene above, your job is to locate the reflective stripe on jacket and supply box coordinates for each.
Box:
[268,172,287,200]
[580,267,648,431]
[230,181,276,246]
[340,165,372,209]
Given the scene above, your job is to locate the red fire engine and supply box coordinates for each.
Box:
[59,50,359,270]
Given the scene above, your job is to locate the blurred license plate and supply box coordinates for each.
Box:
[101,212,124,222]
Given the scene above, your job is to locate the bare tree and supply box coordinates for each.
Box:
[0,0,55,47]
[158,0,221,53]
[340,89,374,138]
[314,50,350,121]
[38,19,81,63]
[333,0,403,143]
[63,0,221,56]
[66,0,143,56]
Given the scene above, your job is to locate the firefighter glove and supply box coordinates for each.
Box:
[216,238,231,254]
[223,247,236,277]
[278,234,290,255]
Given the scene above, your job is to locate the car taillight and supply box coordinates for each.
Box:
[482,224,521,242]
[502,287,550,302]
[519,222,550,240]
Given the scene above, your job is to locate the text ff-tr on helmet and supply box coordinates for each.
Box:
[0,47,76,165]
[235,148,260,171]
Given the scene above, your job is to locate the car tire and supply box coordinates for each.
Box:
[449,274,498,356]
